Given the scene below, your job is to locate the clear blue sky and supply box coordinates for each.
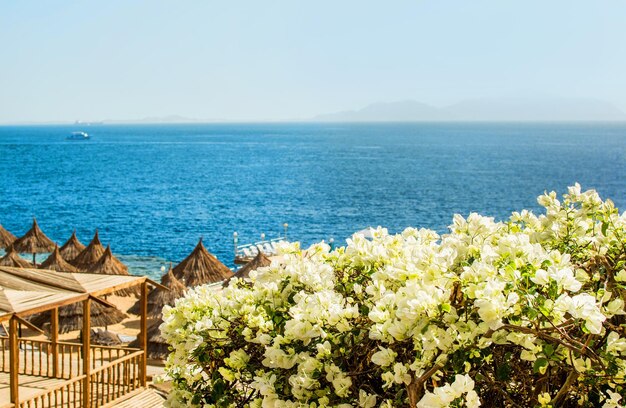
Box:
[1,1,625,122]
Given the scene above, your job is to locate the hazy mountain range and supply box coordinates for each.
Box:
[4,97,626,125]
[313,98,626,122]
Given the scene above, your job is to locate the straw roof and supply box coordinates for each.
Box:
[0,224,16,249]
[31,301,127,334]
[40,244,79,273]
[71,230,105,270]
[129,317,168,360]
[173,238,233,287]
[0,265,145,321]
[86,245,138,297]
[0,247,32,268]
[128,266,186,318]
[59,230,86,263]
[233,251,271,281]
[11,218,56,254]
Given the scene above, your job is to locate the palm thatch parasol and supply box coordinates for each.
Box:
[30,301,128,334]
[10,218,56,266]
[173,238,233,287]
[39,244,79,272]
[129,317,169,360]
[0,224,16,249]
[0,246,32,268]
[71,230,105,270]
[86,245,139,297]
[59,230,86,263]
[128,265,186,318]
[225,251,272,286]
[90,328,121,346]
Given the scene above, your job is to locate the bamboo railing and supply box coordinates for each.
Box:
[88,350,143,406]
[0,337,138,380]
[14,351,143,408]
[16,375,85,408]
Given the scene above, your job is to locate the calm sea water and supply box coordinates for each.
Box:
[0,123,624,280]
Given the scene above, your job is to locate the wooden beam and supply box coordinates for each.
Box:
[14,315,45,335]
[139,281,148,387]
[83,298,91,408]
[146,277,168,292]
[51,307,59,377]
[5,293,90,322]
[9,315,19,405]
[90,294,116,308]
[87,277,147,298]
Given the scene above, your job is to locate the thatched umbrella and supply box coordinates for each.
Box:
[0,246,32,268]
[10,218,56,266]
[30,301,127,334]
[128,265,186,318]
[71,230,105,270]
[233,251,271,280]
[0,224,16,249]
[59,230,86,263]
[225,251,272,286]
[39,244,79,272]
[173,238,233,287]
[90,328,122,346]
[129,317,168,360]
[86,245,138,297]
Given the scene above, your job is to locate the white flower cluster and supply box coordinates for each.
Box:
[161,184,626,407]
[417,375,479,408]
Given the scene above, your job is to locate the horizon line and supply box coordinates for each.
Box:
[3,119,626,127]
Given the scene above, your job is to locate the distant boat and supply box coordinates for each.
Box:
[67,131,90,140]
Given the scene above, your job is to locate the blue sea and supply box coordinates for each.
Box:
[0,123,624,280]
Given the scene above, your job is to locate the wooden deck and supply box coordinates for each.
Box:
[0,372,79,407]
[0,363,166,408]
[101,388,165,408]
[0,375,165,408]
[0,340,146,407]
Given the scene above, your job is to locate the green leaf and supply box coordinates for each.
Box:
[210,377,226,400]
[524,306,538,319]
[533,358,548,373]
[542,344,554,357]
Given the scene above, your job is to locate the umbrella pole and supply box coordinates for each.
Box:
[32,252,36,267]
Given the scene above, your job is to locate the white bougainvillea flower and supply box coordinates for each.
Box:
[161,185,626,407]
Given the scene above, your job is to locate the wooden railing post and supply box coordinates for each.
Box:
[9,315,19,405]
[83,298,91,408]
[139,281,148,387]
[51,307,59,377]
